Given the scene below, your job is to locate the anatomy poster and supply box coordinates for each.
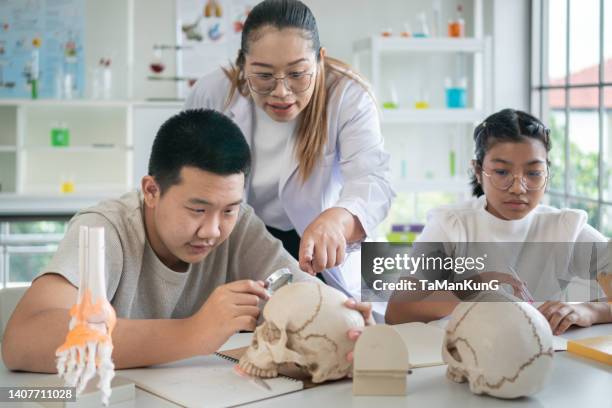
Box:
[0,0,85,98]
[176,0,259,98]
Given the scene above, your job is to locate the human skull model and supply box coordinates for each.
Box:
[442,298,554,399]
[239,281,365,383]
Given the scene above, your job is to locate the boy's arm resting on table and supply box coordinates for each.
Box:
[2,274,74,372]
[2,273,205,373]
[2,212,208,372]
[2,273,269,373]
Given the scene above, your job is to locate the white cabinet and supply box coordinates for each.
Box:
[0,0,184,215]
[0,105,18,195]
[0,100,132,196]
[0,100,181,215]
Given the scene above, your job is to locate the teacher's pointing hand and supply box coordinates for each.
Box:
[299,208,365,275]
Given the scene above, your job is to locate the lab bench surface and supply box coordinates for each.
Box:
[0,323,610,408]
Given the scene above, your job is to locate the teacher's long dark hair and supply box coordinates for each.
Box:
[223,0,372,182]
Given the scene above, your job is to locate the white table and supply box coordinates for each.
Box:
[1,324,610,408]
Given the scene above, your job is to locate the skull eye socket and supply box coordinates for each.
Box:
[251,336,259,348]
[448,345,462,362]
[308,363,319,372]
[262,321,281,344]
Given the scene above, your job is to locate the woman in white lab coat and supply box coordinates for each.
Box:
[185,0,394,306]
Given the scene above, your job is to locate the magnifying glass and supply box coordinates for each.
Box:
[265,268,293,295]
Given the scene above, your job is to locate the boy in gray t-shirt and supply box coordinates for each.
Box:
[3,110,373,373]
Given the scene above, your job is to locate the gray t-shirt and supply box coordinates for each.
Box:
[39,191,314,319]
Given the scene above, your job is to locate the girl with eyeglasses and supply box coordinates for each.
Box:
[385,108,611,334]
[185,0,394,318]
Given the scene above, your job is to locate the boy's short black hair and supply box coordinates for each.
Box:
[148,109,251,194]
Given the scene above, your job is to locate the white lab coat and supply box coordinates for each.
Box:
[185,68,395,308]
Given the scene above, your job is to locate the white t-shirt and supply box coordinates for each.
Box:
[418,195,606,243]
[414,195,609,300]
[249,106,296,231]
[39,192,316,319]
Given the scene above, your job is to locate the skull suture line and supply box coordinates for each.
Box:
[442,298,554,399]
[239,282,365,383]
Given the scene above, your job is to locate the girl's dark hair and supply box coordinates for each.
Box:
[148,109,251,194]
[236,0,321,69]
[470,108,551,197]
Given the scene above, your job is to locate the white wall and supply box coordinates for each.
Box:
[486,0,531,111]
[132,104,182,187]
[306,0,474,61]
[84,0,130,99]
[84,0,179,101]
[123,0,531,110]
[133,0,178,100]
[311,0,530,113]
[116,0,533,202]
[70,0,537,108]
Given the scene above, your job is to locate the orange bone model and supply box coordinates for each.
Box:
[55,226,116,406]
[56,289,116,353]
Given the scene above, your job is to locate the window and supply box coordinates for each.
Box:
[531,0,612,235]
[0,221,66,287]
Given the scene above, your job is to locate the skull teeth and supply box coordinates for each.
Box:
[238,360,278,378]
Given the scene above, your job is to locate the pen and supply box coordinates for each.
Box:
[508,265,535,303]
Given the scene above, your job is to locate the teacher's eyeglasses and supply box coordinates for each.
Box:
[481,168,548,191]
[246,71,314,95]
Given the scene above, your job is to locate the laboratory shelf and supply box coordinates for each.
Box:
[0,192,121,217]
[0,99,133,108]
[381,108,484,124]
[22,145,132,153]
[352,0,491,199]
[0,99,184,108]
[394,178,471,193]
[353,37,486,54]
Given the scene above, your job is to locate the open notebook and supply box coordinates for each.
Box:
[120,352,303,408]
[393,322,446,368]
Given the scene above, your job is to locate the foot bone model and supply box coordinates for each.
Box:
[56,226,117,406]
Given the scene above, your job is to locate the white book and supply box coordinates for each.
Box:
[392,322,446,368]
[120,352,303,408]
